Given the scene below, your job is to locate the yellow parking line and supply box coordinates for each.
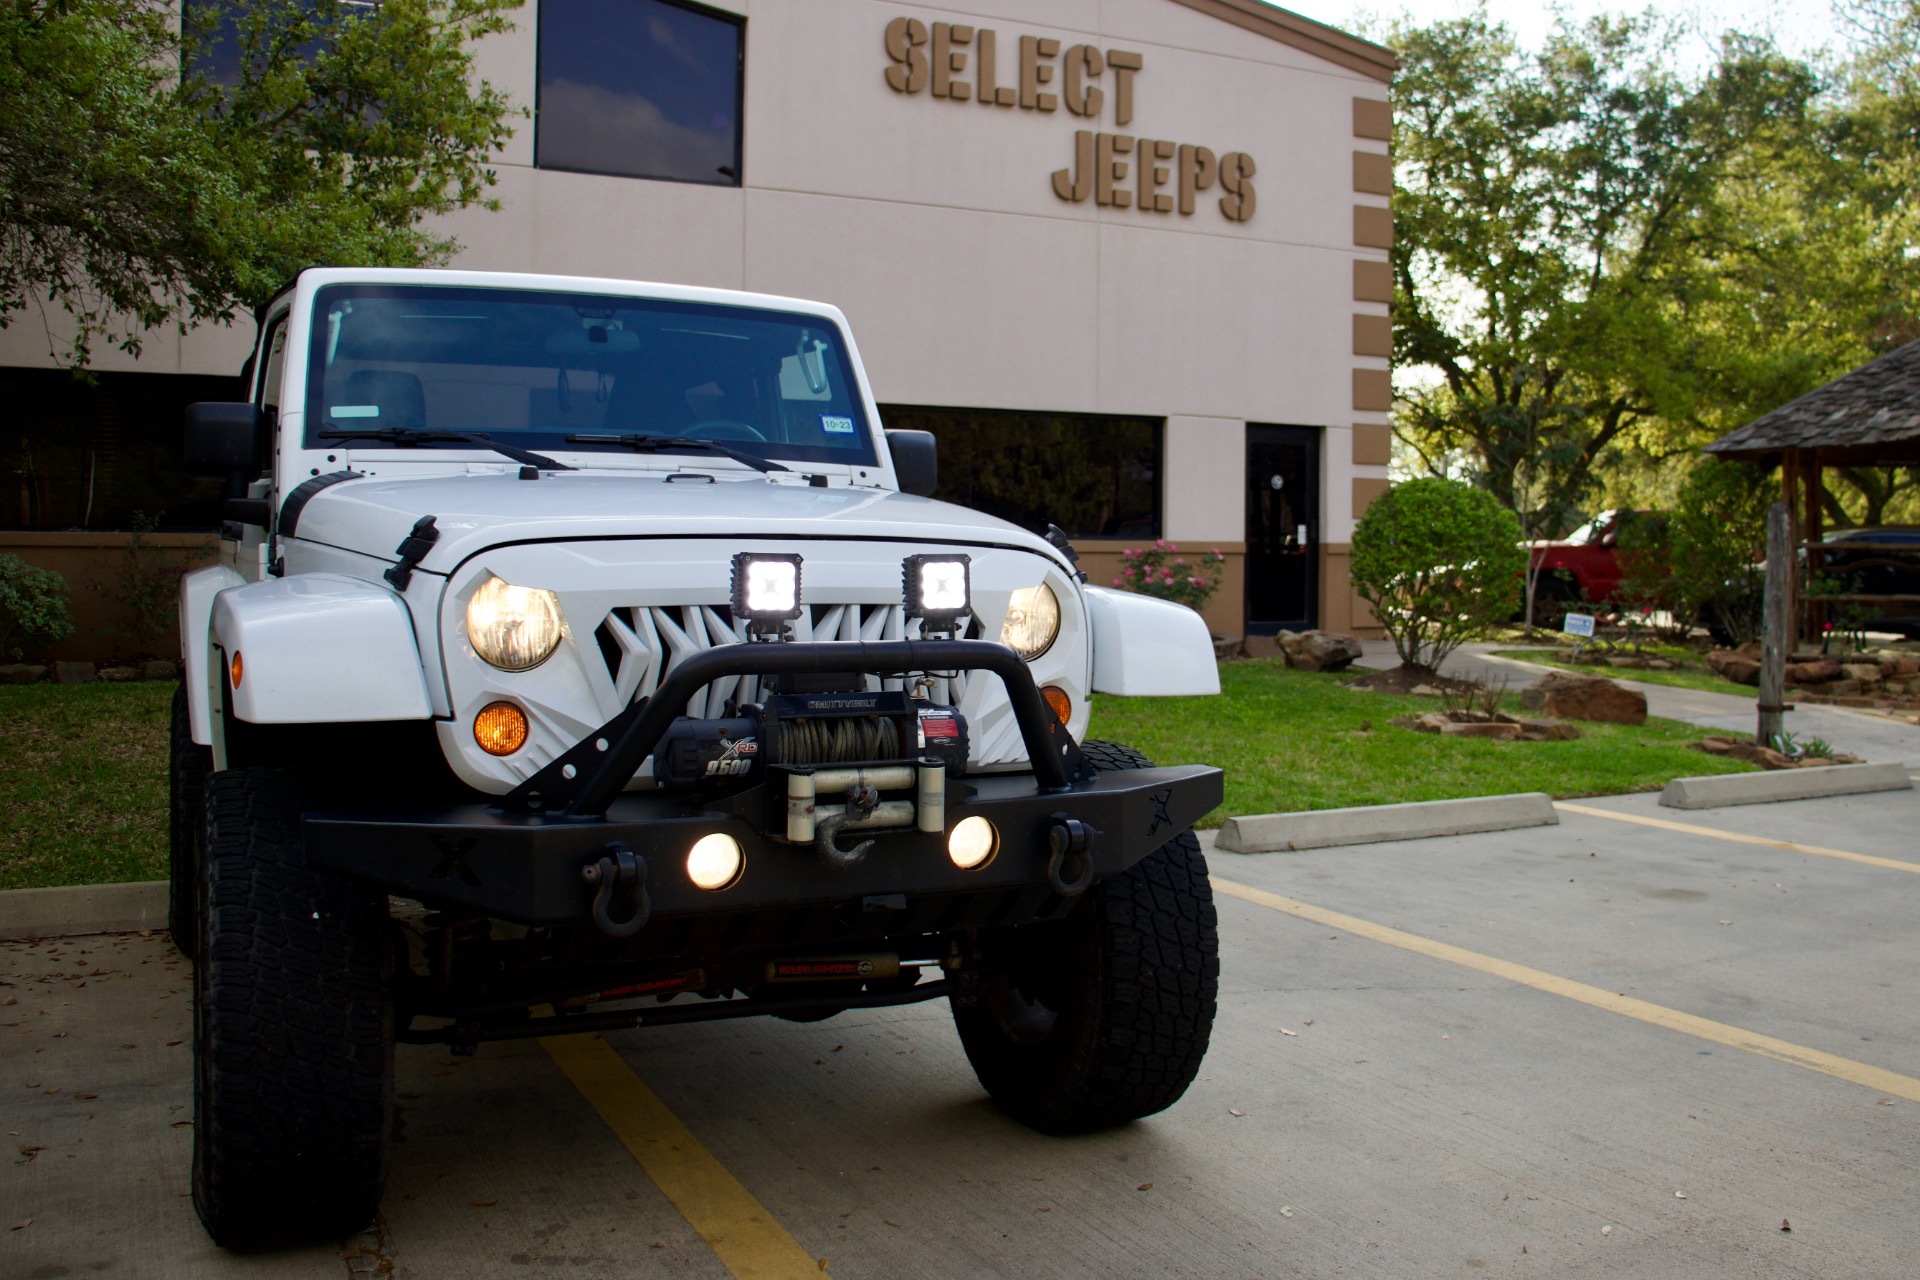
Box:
[1554,801,1920,874]
[1212,876,1920,1104]
[541,1035,829,1279]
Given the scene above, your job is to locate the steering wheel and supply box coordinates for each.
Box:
[683,419,766,442]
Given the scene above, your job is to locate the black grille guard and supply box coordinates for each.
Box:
[503,639,1093,818]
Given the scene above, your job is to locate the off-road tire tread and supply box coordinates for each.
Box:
[192,767,391,1250]
[168,683,211,959]
[953,739,1219,1133]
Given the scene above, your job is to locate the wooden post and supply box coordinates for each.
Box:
[1781,451,1801,645]
[1803,449,1823,649]
[1759,500,1791,747]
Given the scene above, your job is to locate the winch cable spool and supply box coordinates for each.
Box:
[769,714,899,766]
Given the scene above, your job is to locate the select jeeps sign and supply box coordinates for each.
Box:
[882,18,1257,222]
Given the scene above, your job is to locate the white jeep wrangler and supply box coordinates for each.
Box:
[172,267,1222,1248]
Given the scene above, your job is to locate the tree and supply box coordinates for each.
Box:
[1387,13,1820,535]
[0,0,521,367]
[1350,478,1523,674]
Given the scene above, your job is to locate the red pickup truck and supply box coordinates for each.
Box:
[1523,510,1663,625]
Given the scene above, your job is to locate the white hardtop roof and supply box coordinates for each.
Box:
[278,266,852,327]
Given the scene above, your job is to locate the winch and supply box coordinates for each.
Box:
[651,687,970,863]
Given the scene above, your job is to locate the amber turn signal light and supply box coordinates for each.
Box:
[229,651,243,689]
[473,701,530,756]
[1041,684,1071,726]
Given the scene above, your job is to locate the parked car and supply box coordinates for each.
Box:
[1521,510,1666,626]
[1815,526,1920,639]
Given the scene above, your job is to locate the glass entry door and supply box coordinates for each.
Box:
[1245,425,1319,633]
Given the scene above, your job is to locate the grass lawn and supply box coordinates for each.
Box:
[0,663,1752,889]
[0,681,172,891]
[1087,658,1754,827]
[1487,646,1759,697]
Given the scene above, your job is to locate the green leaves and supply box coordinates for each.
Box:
[0,0,523,366]
[1350,478,1523,672]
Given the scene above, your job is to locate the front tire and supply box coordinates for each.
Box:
[167,683,212,959]
[192,767,393,1249]
[951,740,1219,1133]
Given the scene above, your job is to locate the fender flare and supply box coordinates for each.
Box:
[1082,586,1221,696]
[209,574,433,726]
[179,564,246,746]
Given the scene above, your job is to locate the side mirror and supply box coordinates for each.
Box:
[886,429,938,497]
[185,402,265,477]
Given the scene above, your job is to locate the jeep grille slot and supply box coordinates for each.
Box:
[592,602,981,716]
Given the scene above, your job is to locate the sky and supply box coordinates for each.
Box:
[1292,0,1865,70]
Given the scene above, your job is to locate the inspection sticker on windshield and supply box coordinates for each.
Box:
[820,414,855,435]
[1562,612,1596,637]
[332,405,380,418]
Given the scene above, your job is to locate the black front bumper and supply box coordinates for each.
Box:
[305,762,1220,927]
[304,636,1222,935]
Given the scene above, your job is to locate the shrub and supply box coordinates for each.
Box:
[1112,540,1227,613]
[1665,462,1773,644]
[1350,478,1523,673]
[88,513,214,659]
[0,554,75,661]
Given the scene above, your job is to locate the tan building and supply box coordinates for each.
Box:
[0,0,1393,652]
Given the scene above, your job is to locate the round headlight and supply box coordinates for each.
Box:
[466,576,564,671]
[1001,584,1060,661]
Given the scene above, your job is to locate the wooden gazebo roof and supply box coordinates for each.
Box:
[1706,338,1920,466]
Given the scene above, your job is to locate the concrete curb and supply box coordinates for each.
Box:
[1213,792,1559,853]
[0,881,169,941]
[1659,762,1912,810]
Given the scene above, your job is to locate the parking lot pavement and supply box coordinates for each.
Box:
[7,789,1919,1278]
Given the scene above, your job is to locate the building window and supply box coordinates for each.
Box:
[878,406,1161,540]
[538,0,744,186]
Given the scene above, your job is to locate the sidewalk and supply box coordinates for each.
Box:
[1357,639,1920,770]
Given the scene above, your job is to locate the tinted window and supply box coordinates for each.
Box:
[303,285,875,466]
[879,406,1161,539]
[538,0,743,185]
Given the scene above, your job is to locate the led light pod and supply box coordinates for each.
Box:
[730,553,803,633]
[903,553,971,632]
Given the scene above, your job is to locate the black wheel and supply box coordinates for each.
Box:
[193,768,393,1249]
[951,740,1219,1134]
[168,683,212,959]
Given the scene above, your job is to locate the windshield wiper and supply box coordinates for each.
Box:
[564,432,789,474]
[318,427,572,472]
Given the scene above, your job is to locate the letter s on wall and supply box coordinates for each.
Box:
[884,17,930,93]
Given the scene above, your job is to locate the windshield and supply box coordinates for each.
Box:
[301,284,877,466]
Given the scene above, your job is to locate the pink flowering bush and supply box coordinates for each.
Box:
[1110,540,1226,612]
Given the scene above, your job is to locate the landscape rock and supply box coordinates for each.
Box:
[1829,679,1864,697]
[1842,663,1883,684]
[1441,721,1523,740]
[1278,629,1365,673]
[1786,659,1843,684]
[53,661,96,684]
[1404,712,1451,733]
[142,659,179,681]
[1882,657,1920,678]
[1511,717,1581,741]
[1518,671,1648,725]
[1409,684,1441,697]
[1719,658,1762,685]
[98,666,141,683]
[1707,644,1762,676]
[0,664,46,684]
[1240,634,1283,660]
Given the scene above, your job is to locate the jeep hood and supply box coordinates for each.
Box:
[283,470,1070,576]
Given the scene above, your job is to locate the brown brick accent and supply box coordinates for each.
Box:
[1353,476,1391,516]
[1352,369,1392,411]
[1352,150,1392,194]
[1352,314,1391,357]
[1353,97,1391,140]
[1353,259,1393,302]
[1352,423,1392,466]
[1353,205,1393,249]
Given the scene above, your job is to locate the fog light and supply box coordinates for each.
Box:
[473,701,529,756]
[229,651,243,689]
[687,832,744,890]
[947,815,997,870]
[1041,684,1071,725]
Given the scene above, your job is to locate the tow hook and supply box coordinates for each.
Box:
[582,841,651,937]
[1045,815,1096,898]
